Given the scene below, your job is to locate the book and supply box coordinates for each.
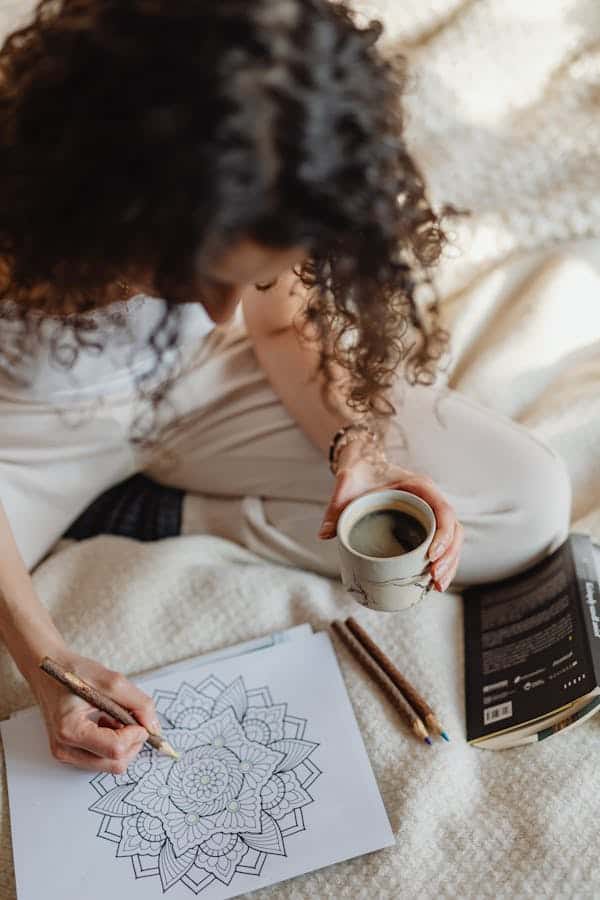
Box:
[463,533,600,749]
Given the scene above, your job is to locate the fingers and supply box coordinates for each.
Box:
[51,742,138,775]
[430,521,464,592]
[99,671,160,735]
[40,657,161,774]
[51,714,147,774]
[389,475,455,561]
[317,466,464,592]
[319,470,359,540]
[65,716,147,759]
[382,473,463,592]
[97,714,123,730]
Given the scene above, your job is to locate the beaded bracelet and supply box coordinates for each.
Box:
[328,423,386,476]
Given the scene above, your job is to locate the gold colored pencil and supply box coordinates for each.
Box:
[330,620,431,745]
[40,657,179,759]
[345,616,449,741]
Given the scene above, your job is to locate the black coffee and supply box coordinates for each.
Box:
[348,508,427,558]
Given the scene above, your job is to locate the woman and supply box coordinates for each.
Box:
[0,0,570,773]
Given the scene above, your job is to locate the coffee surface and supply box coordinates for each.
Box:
[348,508,427,558]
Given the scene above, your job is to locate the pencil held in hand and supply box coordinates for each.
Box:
[40,657,179,760]
[330,621,431,745]
[345,616,449,741]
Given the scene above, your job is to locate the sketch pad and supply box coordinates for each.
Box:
[1,631,394,899]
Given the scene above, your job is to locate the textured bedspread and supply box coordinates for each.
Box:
[1,1,600,897]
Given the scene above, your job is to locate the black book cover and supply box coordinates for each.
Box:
[464,534,600,742]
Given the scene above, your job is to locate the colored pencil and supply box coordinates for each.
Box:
[345,616,449,741]
[331,620,431,745]
[40,656,179,759]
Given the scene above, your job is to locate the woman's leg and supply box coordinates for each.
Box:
[0,396,136,570]
[383,382,572,585]
[145,318,571,587]
[144,321,339,576]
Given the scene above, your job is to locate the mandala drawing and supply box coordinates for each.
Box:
[88,674,321,894]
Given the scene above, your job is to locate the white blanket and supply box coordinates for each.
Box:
[1,1,600,897]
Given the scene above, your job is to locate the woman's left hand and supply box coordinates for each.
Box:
[318,444,463,593]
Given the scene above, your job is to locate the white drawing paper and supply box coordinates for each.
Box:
[2,632,394,899]
[134,623,313,685]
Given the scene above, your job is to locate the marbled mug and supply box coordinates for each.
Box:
[336,489,436,612]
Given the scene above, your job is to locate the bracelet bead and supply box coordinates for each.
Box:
[328,423,386,476]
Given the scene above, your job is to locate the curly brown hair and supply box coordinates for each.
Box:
[0,0,455,437]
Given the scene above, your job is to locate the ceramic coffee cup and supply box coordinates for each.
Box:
[336,489,436,612]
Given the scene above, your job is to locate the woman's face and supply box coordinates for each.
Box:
[129,239,305,323]
[183,240,306,324]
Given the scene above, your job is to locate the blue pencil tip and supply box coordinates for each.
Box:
[424,736,433,745]
[441,731,450,742]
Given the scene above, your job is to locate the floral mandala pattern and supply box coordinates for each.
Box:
[88,675,321,894]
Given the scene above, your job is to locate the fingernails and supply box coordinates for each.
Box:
[319,521,334,538]
[435,558,450,577]
[432,566,450,591]
[429,540,447,561]
[151,718,162,735]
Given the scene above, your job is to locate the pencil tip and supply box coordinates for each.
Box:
[424,736,433,745]
[161,743,180,760]
[441,731,450,742]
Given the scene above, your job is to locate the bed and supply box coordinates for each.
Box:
[1,1,599,896]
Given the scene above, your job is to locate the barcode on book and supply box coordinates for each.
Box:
[483,701,513,725]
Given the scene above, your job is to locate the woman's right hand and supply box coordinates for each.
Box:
[29,650,159,773]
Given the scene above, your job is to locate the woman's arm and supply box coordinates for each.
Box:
[0,501,158,771]
[0,502,66,673]
[242,275,463,590]
[242,271,360,456]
